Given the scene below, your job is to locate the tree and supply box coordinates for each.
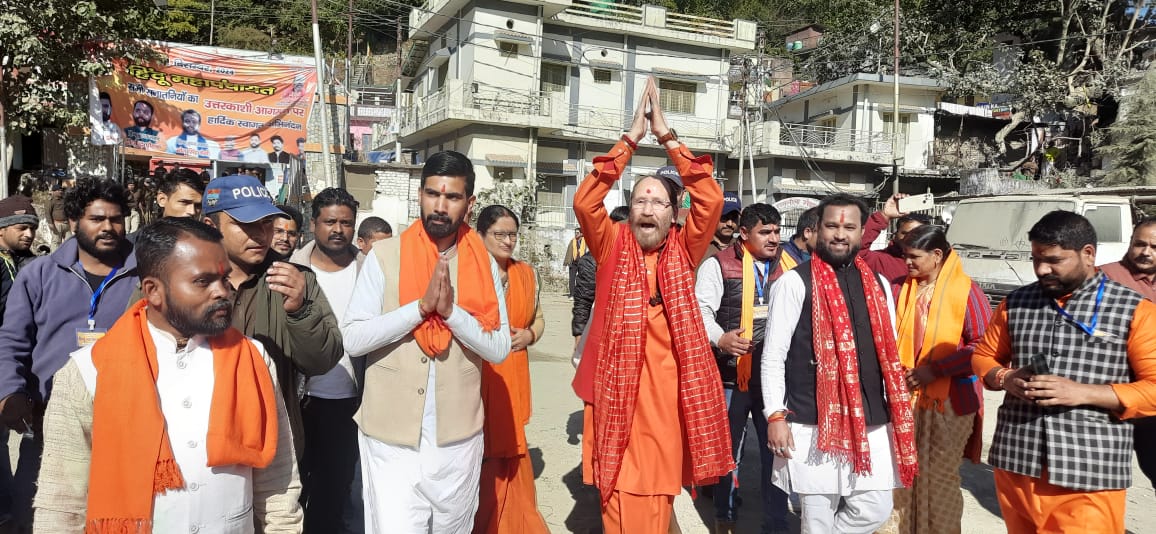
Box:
[0,0,162,174]
[1098,67,1156,185]
[781,0,1155,170]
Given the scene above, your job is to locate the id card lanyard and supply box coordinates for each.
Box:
[1050,276,1106,337]
[753,260,771,305]
[87,266,121,330]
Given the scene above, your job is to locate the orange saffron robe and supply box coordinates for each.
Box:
[575,140,721,502]
[476,261,548,534]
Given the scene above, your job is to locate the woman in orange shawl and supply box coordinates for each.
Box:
[474,204,549,534]
[881,224,991,534]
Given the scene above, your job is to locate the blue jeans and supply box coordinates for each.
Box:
[713,386,789,532]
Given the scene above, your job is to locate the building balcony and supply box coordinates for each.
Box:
[552,1,756,51]
[738,121,894,166]
[411,0,571,40]
[397,79,731,152]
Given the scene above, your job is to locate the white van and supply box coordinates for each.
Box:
[945,195,1133,307]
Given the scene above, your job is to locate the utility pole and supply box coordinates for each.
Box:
[395,17,403,163]
[346,0,353,160]
[209,0,216,46]
[310,0,336,188]
[0,58,8,198]
[891,0,901,195]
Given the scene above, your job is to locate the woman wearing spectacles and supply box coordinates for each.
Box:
[473,204,548,534]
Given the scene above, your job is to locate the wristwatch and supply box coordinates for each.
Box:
[656,129,679,144]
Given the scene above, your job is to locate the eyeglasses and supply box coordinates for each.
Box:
[632,198,672,211]
[489,231,518,241]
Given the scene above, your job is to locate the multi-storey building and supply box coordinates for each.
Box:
[725,73,951,204]
[386,0,756,229]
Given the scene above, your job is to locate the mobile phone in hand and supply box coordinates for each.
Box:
[897,193,934,213]
[1030,353,1052,375]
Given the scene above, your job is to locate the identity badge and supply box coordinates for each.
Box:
[76,328,108,348]
[753,305,769,321]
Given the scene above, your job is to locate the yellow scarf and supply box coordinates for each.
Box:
[895,251,972,411]
[735,247,797,391]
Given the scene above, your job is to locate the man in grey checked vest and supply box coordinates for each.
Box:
[972,210,1156,533]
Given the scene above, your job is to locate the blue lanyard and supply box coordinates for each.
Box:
[1050,277,1106,337]
[87,266,120,329]
[753,260,770,304]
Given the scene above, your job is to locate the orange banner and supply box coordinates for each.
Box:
[90,44,317,167]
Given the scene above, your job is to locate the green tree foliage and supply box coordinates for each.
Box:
[1098,67,1156,185]
[0,0,161,134]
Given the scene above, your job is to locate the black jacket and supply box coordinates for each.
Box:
[571,251,596,336]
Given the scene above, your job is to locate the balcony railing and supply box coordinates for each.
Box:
[558,1,756,46]
[565,0,643,24]
[777,123,892,154]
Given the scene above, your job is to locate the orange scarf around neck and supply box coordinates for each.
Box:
[482,260,536,458]
[896,251,972,411]
[87,299,278,533]
[399,221,501,356]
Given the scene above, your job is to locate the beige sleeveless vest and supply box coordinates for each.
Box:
[354,237,484,448]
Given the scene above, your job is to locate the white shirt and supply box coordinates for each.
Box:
[306,260,359,399]
[241,147,267,163]
[341,246,511,447]
[71,322,278,533]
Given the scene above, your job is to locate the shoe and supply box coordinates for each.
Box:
[714,520,736,534]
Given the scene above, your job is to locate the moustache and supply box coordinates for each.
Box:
[96,232,117,241]
[206,299,232,315]
[328,234,347,241]
[1039,274,1062,284]
[425,214,453,225]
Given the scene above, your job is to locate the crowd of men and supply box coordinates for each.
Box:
[0,75,1149,534]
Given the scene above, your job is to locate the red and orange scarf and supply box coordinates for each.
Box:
[399,222,501,356]
[591,225,733,503]
[87,299,278,533]
[811,256,918,487]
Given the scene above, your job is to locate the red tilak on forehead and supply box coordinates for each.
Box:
[646,188,652,194]
[839,209,846,224]
[440,184,446,193]
[218,261,227,276]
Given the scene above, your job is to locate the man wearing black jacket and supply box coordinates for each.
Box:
[570,206,628,346]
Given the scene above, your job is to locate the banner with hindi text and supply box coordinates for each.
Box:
[90,43,317,170]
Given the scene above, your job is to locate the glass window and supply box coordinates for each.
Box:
[946,200,1074,251]
[1085,205,1123,243]
[540,63,568,93]
[659,79,696,114]
[593,69,611,84]
[499,42,518,58]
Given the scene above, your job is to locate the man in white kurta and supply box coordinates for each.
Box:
[33,218,301,533]
[759,194,906,534]
[341,151,510,534]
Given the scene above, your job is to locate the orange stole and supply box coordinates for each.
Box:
[476,260,548,534]
[895,251,971,411]
[399,222,500,356]
[482,260,536,458]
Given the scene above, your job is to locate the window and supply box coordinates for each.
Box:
[540,63,568,93]
[436,62,448,89]
[492,167,514,181]
[1085,205,1123,243]
[659,79,696,114]
[499,42,519,58]
[882,113,912,154]
[593,69,611,84]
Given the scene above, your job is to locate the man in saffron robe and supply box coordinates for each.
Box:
[573,76,734,533]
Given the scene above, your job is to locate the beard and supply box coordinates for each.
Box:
[76,229,122,264]
[1038,273,1086,298]
[165,294,233,338]
[815,239,861,267]
[423,212,463,239]
[630,214,672,252]
[134,116,150,128]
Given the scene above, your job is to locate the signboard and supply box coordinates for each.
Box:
[90,44,317,169]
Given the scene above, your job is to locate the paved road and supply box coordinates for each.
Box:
[526,291,1154,533]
